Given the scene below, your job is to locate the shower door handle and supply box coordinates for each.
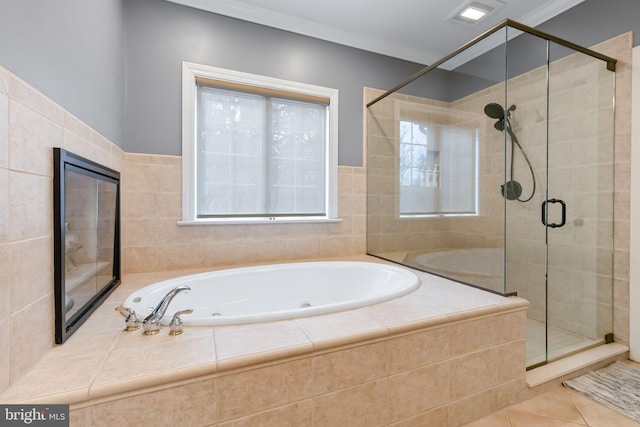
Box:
[541,199,566,228]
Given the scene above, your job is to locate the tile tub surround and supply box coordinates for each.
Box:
[121,153,367,274]
[0,257,528,427]
[0,66,125,395]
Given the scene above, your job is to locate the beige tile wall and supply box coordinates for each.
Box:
[0,64,366,393]
[71,308,527,427]
[0,66,125,394]
[596,33,634,346]
[121,154,366,273]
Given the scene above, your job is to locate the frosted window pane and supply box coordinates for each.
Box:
[196,87,326,217]
[399,120,477,215]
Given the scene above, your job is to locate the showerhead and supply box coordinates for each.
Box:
[484,103,504,120]
[484,103,517,120]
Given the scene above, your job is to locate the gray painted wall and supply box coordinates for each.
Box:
[540,0,640,48]
[0,0,124,146]
[122,0,425,166]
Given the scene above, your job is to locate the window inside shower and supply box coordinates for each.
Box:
[399,118,478,217]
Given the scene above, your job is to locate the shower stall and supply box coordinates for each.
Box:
[365,20,616,369]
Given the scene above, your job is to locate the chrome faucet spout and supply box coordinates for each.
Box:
[142,285,191,335]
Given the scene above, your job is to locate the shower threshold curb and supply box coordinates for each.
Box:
[526,343,629,387]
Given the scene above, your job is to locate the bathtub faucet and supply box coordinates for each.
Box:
[142,285,191,335]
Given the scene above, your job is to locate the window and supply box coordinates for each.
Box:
[399,118,478,217]
[400,121,440,188]
[181,62,339,224]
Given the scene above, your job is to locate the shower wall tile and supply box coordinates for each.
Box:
[614,248,630,281]
[613,303,630,346]
[0,169,7,243]
[0,93,7,169]
[605,33,633,343]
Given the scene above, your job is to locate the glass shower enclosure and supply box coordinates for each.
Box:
[366,20,616,369]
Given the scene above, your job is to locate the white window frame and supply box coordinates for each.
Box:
[180,62,340,225]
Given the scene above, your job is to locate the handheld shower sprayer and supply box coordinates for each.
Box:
[484,102,536,202]
[484,103,516,131]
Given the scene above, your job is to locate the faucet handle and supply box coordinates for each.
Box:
[169,309,193,336]
[115,306,142,332]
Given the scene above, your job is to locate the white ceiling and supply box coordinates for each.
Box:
[166,0,585,65]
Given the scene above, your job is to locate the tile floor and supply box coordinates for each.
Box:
[463,386,640,427]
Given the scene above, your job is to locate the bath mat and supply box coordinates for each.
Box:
[563,361,640,422]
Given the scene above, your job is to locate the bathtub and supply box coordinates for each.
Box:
[404,248,505,293]
[409,248,504,278]
[122,261,420,326]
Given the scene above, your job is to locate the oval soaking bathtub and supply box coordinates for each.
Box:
[404,248,504,293]
[411,248,503,279]
[122,261,420,326]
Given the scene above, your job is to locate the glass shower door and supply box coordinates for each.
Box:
[503,28,550,368]
[544,42,615,364]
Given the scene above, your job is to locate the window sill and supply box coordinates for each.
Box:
[177,217,343,226]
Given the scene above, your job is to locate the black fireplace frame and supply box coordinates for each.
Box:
[53,148,121,344]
